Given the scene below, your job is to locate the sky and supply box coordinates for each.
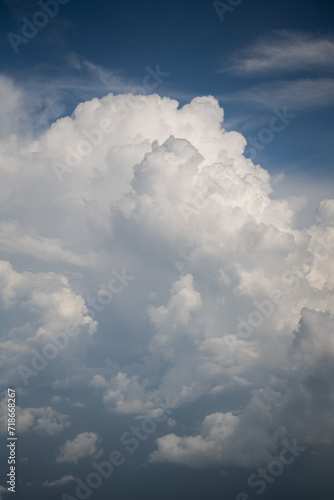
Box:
[0,0,334,499]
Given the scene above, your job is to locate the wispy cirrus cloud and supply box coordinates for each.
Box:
[221,78,334,111]
[221,30,334,76]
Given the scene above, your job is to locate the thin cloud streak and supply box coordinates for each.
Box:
[43,475,75,488]
[220,31,334,76]
[220,78,334,111]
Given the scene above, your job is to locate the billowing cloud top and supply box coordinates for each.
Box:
[0,81,333,472]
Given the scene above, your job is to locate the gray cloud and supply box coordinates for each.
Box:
[56,432,101,464]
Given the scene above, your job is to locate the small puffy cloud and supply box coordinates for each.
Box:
[150,389,284,469]
[150,412,238,468]
[89,374,108,389]
[0,399,70,435]
[103,372,155,415]
[56,432,101,464]
[27,407,70,435]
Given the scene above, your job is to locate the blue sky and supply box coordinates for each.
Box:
[0,1,334,500]
[1,0,334,182]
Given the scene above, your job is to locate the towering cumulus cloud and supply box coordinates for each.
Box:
[0,83,333,471]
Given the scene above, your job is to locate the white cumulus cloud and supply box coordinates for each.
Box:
[0,81,333,470]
